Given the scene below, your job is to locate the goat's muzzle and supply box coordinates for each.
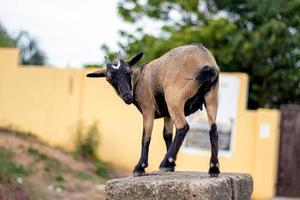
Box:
[123,94,133,104]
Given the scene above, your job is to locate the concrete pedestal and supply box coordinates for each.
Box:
[105,172,253,200]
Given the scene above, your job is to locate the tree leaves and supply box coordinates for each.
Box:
[0,22,46,66]
[103,0,300,108]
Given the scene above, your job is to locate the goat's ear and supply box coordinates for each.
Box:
[127,52,143,67]
[86,69,106,78]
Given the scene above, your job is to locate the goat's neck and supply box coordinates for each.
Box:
[132,67,143,93]
[131,67,144,113]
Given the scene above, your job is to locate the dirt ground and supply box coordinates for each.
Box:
[0,131,130,200]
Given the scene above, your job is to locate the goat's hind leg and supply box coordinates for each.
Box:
[205,84,220,177]
[159,96,189,172]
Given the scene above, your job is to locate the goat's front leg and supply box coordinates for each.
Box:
[133,111,154,176]
[163,117,173,151]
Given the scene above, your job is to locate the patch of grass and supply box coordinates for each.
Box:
[23,183,49,200]
[94,161,109,179]
[0,148,30,181]
[73,171,93,181]
[27,147,64,182]
[0,127,38,141]
[28,147,48,160]
[0,148,47,200]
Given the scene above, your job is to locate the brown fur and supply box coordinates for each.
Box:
[132,44,219,130]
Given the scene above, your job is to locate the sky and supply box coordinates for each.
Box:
[0,0,150,68]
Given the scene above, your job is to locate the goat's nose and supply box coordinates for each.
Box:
[123,94,133,104]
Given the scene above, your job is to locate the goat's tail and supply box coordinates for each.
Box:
[196,65,219,91]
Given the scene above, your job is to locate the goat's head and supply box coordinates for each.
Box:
[86,52,143,105]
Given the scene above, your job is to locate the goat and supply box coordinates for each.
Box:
[87,44,220,177]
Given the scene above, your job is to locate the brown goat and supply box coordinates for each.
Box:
[87,44,220,177]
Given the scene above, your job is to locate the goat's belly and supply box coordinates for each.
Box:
[154,91,170,119]
[154,92,204,119]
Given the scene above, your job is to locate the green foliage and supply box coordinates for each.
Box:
[103,0,300,109]
[72,121,109,179]
[83,44,121,68]
[0,23,17,47]
[208,0,300,108]
[101,44,120,62]
[0,22,46,65]
[73,121,100,160]
[16,31,46,65]
[117,0,205,25]
[94,160,109,179]
[83,64,103,68]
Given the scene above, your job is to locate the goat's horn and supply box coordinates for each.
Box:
[118,51,122,59]
[104,56,111,64]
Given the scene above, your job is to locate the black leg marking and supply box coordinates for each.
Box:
[208,123,220,177]
[163,127,173,151]
[133,128,150,176]
[159,124,189,172]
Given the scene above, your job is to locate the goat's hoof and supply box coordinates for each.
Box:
[133,164,146,177]
[209,164,220,177]
[133,168,145,177]
[159,159,176,172]
[159,167,175,172]
[133,171,145,177]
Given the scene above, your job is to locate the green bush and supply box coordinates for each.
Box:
[72,121,110,179]
[94,161,109,179]
[73,121,100,160]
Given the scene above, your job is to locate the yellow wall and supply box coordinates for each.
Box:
[252,109,280,199]
[0,48,280,199]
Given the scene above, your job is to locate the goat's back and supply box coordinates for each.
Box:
[143,44,219,94]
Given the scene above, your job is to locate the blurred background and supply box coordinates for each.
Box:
[0,0,299,199]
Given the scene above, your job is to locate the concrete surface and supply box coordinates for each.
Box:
[105,172,253,200]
